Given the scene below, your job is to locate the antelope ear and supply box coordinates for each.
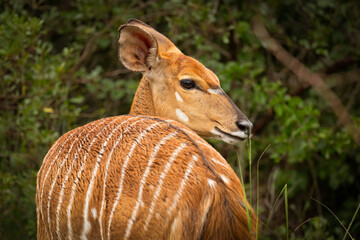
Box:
[118,21,158,72]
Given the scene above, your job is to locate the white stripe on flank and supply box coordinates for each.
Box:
[175,109,189,123]
[37,139,60,238]
[165,119,196,132]
[91,208,97,219]
[107,121,161,240]
[175,91,183,102]
[211,157,229,168]
[208,179,216,188]
[39,128,79,239]
[184,134,228,168]
[165,124,203,145]
[165,121,230,170]
[165,119,177,124]
[221,175,230,185]
[98,118,144,240]
[197,140,228,165]
[199,196,212,233]
[167,155,198,216]
[180,127,228,166]
[40,130,77,214]
[144,142,187,230]
[66,119,109,240]
[55,122,97,240]
[37,139,59,193]
[81,117,129,240]
[171,217,179,235]
[48,126,88,240]
[124,131,178,240]
[171,124,198,139]
[37,140,59,212]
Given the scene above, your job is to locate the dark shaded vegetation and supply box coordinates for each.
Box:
[0,0,359,239]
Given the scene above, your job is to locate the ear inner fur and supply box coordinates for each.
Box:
[118,25,158,72]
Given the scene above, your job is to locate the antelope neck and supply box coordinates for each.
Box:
[129,76,155,116]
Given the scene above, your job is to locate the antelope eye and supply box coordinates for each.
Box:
[180,79,196,90]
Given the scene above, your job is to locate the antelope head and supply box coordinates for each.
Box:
[118,19,252,144]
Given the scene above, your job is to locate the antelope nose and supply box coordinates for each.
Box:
[236,120,253,138]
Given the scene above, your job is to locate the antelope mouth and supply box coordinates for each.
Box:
[211,127,248,144]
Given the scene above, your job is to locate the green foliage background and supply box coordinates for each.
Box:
[0,0,359,239]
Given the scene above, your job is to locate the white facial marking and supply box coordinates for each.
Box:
[221,175,230,185]
[210,128,238,144]
[176,109,189,123]
[180,75,192,80]
[208,179,216,188]
[207,88,223,95]
[210,129,220,136]
[91,208,97,219]
[175,91,183,102]
[229,130,248,139]
[211,119,251,143]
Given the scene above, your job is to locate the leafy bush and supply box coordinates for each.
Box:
[0,0,359,239]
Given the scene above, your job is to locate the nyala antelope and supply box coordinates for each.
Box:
[36,19,256,240]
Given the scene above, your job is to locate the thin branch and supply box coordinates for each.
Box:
[294,217,321,232]
[68,19,115,76]
[252,16,360,146]
[101,69,130,78]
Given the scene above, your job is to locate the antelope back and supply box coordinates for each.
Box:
[36,115,256,240]
[119,19,253,144]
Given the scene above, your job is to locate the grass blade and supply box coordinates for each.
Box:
[266,185,287,227]
[236,147,252,236]
[285,184,289,240]
[342,202,359,240]
[294,217,321,232]
[256,144,271,239]
[343,203,360,240]
[311,198,355,240]
[247,139,252,208]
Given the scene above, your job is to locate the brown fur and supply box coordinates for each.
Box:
[37,116,256,239]
[118,19,251,141]
[36,19,257,239]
